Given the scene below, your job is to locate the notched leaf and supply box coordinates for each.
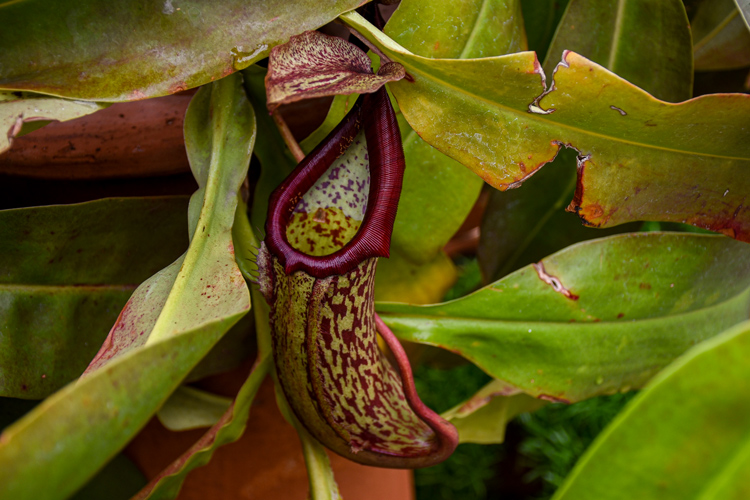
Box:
[342,13,750,244]
[544,51,750,242]
[265,30,405,112]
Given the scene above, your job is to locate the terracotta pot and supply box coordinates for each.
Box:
[126,369,414,500]
[0,95,193,180]
[0,92,330,181]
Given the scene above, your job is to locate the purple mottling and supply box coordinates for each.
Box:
[294,199,310,213]
[327,166,342,180]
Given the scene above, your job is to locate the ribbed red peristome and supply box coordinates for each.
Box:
[264,87,405,278]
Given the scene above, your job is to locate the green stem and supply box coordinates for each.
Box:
[274,383,343,500]
[234,198,341,498]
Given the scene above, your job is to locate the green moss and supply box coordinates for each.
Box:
[517,392,637,498]
[443,257,483,302]
[413,362,501,500]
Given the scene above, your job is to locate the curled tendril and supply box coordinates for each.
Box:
[257,87,458,468]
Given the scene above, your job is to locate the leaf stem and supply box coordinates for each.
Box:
[272,377,342,500]
[344,25,392,64]
[272,110,305,163]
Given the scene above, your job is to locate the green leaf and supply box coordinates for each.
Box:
[386,0,527,59]
[156,386,232,431]
[0,0,366,101]
[553,320,750,500]
[693,0,750,71]
[374,249,457,304]
[383,0,527,265]
[736,0,750,30]
[341,12,750,242]
[442,379,546,444]
[0,196,189,398]
[478,149,641,282]
[241,66,297,235]
[0,197,189,286]
[134,355,271,500]
[521,0,571,63]
[543,0,693,103]
[1,94,105,154]
[377,233,750,403]
[0,74,254,500]
[71,454,146,500]
[480,0,692,282]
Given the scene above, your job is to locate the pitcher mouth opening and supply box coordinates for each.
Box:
[264,87,405,279]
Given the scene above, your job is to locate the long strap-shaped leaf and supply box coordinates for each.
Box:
[553,320,750,499]
[0,0,367,101]
[378,233,750,403]
[0,73,254,500]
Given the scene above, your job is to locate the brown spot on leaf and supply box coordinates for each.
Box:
[168,82,188,94]
[538,394,570,404]
[129,90,147,101]
[585,204,604,220]
[532,262,579,300]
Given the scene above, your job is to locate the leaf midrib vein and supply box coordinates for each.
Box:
[606,0,627,69]
[694,10,738,53]
[693,429,750,500]
[459,0,490,59]
[376,287,750,325]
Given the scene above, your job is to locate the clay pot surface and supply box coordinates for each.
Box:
[126,374,414,500]
[1,95,192,179]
